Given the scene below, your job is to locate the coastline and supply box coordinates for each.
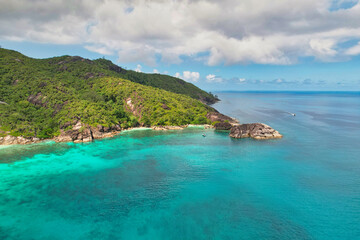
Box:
[1,92,358,240]
[0,124,214,146]
[0,111,283,147]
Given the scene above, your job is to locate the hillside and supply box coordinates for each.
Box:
[0,48,216,140]
[0,48,218,104]
[94,59,218,104]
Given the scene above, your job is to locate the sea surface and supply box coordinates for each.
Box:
[0,91,359,240]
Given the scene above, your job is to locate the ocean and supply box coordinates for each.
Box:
[0,92,359,240]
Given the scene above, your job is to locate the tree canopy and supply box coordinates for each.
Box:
[0,48,215,138]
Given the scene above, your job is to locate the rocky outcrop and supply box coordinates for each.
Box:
[108,63,127,74]
[75,127,93,143]
[56,56,93,65]
[206,112,238,125]
[91,125,105,139]
[83,72,106,80]
[126,98,135,113]
[90,124,120,139]
[56,122,84,142]
[229,123,282,140]
[54,121,121,143]
[161,104,171,110]
[0,136,41,145]
[207,111,282,139]
[27,92,47,107]
[0,125,121,145]
[0,121,124,145]
[54,132,73,142]
[214,122,232,130]
[125,94,143,119]
[198,94,220,105]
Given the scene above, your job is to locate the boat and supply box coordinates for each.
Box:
[286,111,296,116]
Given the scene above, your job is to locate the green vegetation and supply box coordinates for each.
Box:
[0,48,215,139]
[92,58,218,104]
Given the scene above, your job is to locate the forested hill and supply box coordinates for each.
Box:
[95,59,218,104]
[0,48,218,104]
[0,48,216,140]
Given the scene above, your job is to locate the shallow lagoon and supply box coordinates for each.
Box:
[1,92,359,239]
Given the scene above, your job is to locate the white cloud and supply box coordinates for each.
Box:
[345,41,360,55]
[309,39,338,60]
[175,71,200,83]
[135,64,142,72]
[153,69,159,73]
[84,45,113,55]
[206,74,215,81]
[206,74,223,83]
[1,0,360,65]
[267,78,298,84]
[233,78,300,84]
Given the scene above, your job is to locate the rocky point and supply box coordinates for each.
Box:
[229,123,282,140]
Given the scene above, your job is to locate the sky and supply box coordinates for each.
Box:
[1,0,360,91]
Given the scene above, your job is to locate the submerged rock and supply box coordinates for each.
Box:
[229,123,282,140]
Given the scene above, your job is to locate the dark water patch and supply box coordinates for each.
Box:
[297,172,360,198]
[301,110,360,128]
[26,156,202,221]
[160,196,314,240]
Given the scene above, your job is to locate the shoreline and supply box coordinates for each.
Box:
[0,112,283,147]
[0,124,214,147]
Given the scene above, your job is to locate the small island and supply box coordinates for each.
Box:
[207,112,282,140]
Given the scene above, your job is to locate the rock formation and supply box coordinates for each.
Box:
[213,122,232,130]
[0,136,41,145]
[161,104,171,110]
[229,123,282,140]
[0,114,282,145]
[54,121,121,143]
[206,112,239,125]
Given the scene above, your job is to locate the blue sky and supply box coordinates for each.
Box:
[1,0,360,91]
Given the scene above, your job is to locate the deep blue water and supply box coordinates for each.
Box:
[0,92,359,240]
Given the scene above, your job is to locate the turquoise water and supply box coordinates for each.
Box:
[0,92,359,240]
